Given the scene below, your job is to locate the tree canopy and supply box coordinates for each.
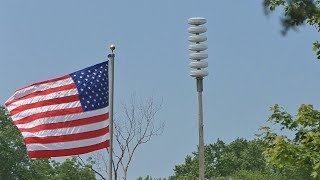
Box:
[263,0,320,59]
[167,135,318,179]
[169,138,282,179]
[260,104,320,179]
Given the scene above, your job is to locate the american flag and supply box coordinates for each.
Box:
[5,61,110,158]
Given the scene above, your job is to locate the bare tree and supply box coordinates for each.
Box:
[112,95,164,180]
[78,95,164,180]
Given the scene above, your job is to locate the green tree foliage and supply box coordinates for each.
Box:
[0,106,96,180]
[136,176,167,180]
[51,157,96,180]
[169,138,278,179]
[263,0,320,59]
[0,106,33,179]
[260,104,320,179]
[231,169,282,180]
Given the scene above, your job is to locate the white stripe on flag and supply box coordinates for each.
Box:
[6,77,74,103]
[7,89,78,112]
[26,133,110,151]
[22,120,109,138]
[12,101,82,121]
[16,107,108,129]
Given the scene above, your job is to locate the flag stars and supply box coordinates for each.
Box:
[71,61,108,111]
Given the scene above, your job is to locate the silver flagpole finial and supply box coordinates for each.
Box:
[110,44,116,54]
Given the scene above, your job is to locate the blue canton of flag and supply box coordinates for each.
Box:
[71,61,109,111]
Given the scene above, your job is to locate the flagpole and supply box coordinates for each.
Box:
[108,44,115,180]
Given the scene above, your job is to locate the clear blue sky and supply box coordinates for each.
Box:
[0,0,319,179]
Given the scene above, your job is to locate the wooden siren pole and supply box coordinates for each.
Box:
[108,44,115,180]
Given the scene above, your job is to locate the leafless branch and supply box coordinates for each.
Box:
[76,155,106,180]
[90,95,164,180]
[112,95,164,180]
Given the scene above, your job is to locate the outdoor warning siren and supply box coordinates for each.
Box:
[188,17,208,78]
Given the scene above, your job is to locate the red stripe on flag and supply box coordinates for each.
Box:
[19,113,109,133]
[14,107,83,125]
[10,95,80,116]
[25,126,109,144]
[5,83,77,107]
[16,75,71,92]
[28,140,110,158]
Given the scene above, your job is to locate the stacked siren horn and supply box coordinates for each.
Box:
[188,17,208,78]
[188,17,208,180]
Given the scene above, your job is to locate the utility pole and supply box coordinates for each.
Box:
[188,17,208,180]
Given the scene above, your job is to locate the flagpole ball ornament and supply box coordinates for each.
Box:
[188,17,208,79]
[110,44,116,53]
